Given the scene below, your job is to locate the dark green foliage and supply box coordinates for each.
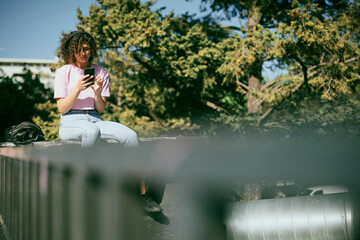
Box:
[0,70,52,141]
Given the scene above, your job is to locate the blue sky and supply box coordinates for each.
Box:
[0,0,94,59]
[0,0,214,60]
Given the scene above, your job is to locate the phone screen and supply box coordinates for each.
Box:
[84,68,95,84]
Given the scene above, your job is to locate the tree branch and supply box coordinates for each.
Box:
[291,53,308,86]
[258,78,306,126]
[257,49,359,126]
[206,101,231,115]
[237,79,250,91]
[108,101,121,110]
[219,25,242,31]
[257,107,273,125]
[148,109,164,125]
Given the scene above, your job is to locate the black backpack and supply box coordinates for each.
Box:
[4,121,45,145]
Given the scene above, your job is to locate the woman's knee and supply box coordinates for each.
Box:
[125,129,139,147]
[96,121,139,147]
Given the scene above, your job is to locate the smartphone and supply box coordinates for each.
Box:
[84,67,95,85]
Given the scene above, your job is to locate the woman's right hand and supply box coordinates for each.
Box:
[56,74,95,115]
[75,74,94,91]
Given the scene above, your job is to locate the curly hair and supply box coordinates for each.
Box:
[58,31,97,64]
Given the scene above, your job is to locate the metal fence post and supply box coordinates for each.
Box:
[0,156,5,222]
[84,171,101,240]
[11,159,19,240]
[38,158,49,240]
[23,160,31,240]
[68,165,86,240]
[62,166,72,240]
[18,159,24,240]
[30,162,40,240]
[5,157,11,235]
[48,164,65,240]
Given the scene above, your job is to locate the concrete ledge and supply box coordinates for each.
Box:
[0,136,208,160]
[0,136,207,148]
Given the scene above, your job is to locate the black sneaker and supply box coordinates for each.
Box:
[140,192,163,213]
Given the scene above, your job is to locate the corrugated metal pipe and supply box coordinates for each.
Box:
[226,193,359,240]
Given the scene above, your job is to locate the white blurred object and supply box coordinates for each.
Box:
[301,185,349,196]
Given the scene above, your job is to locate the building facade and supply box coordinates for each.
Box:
[0,58,58,89]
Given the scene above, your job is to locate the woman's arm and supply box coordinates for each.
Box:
[56,75,94,115]
[92,75,107,113]
[94,95,107,113]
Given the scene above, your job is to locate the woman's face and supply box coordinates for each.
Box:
[74,42,91,66]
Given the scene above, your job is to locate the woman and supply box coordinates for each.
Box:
[55,31,138,147]
[54,31,162,212]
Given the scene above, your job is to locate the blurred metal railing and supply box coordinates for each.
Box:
[1,138,360,240]
[0,143,149,240]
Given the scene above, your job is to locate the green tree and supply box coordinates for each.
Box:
[195,0,351,114]
[71,0,360,139]
[32,100,60,140]
[76,0,243,136]
[259,1,360,125]
[221,2,359,138]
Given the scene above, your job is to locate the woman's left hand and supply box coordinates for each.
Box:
[92,75,107,113]
[91,75,103,95]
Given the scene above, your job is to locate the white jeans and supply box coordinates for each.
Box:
[59,110,139,147]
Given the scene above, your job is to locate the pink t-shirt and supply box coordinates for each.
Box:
[54,64,110,110]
